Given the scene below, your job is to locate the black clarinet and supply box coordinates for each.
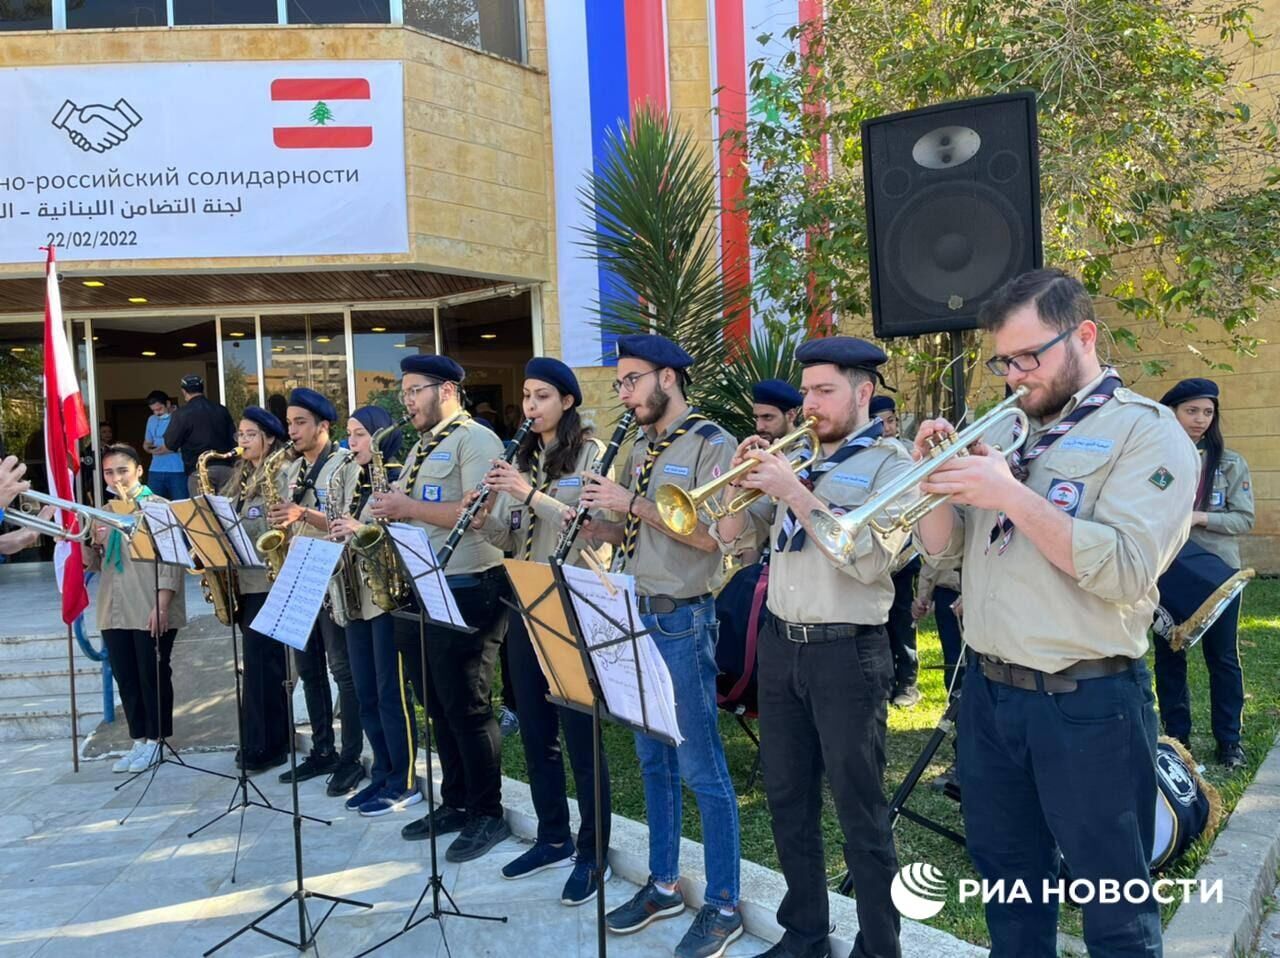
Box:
[437,417,535,569]
[551,409,636,564]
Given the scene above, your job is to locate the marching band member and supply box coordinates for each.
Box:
[868,395,906,449]
[328,406,423,817]
[1156,377,1255,768]
[270,388,365,797]
[752,379,803,442]
[85,444,188,774]
[371,354,511,862]
[469,358,615,906]
[223,406,290,772]
[914,269,1198,956]
[715,337,913,958]
[576,334,743,958]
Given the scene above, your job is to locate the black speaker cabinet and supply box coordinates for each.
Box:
[862,92,1042,338]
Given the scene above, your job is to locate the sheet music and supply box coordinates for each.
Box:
[560,565,683,744]
[138,501,195,568]
[205,494,266,568]
[250,537,344,651]
[387,523,469,629]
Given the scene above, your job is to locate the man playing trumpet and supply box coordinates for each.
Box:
[714,337,913,958]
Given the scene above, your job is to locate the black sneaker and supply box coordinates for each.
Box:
[1217,742,1246,770]
[606,879,686,934]
[344,781,383,812]
[676,904,743,958]
[326,761,366,797]
[445,814,511,863]
[402,804,468,842]
[561,856,611,906]
[278,751,339,784]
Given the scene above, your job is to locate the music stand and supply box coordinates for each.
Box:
[182,495,314,883]
[114,499,231,827]
[502,557,679,958]
[356,523,506,958]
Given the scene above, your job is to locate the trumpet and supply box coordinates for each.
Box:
[655,418,819,536]
[808,387,1030,564]
[8,489,139,541]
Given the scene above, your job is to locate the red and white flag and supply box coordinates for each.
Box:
[42,246,91,625]
[271,78,373,149]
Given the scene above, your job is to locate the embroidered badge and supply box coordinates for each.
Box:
[315,489,328,505]
[830,473,872,488]
[1148,467,1174,491]
[1243,480,1251,492]
[556,476,582,488]
[1210,490,1225,508]
[1047,479,1085,516]
[428,451,452,462]
[422,484,442,502]
[1059,436,1115,454]
[510,508,523,531]
[708,435,726,445]
[247,506,263,519]
[712,464,722,479]
[663,464,691,477]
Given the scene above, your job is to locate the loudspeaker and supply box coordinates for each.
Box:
[862,92,1042,339]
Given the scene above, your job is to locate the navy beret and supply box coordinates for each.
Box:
[752,379,803,411]
[400,353,465,383]
[351,405,403,461]
[287,387,337,425]
[525,357,582,407]
[869,395,897,416]
[241,406,287,442]
[616,334,694,370]
[795,336,888,371]
[1160,377,1219,409]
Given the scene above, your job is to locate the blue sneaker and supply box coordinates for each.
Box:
[360,786,424,818]
[344,781,383,812]
[560,856,611,906]
[501,840,574,880]
[675,904,743,958]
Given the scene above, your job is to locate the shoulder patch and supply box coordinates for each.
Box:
[1148,467,1175,491]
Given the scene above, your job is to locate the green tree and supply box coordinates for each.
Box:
[309,101,334,126]
[741,0,1280,415]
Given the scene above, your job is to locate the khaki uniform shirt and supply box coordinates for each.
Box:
[1190,447,1253,568]
[483,437,614,567]
[396,412,504,576]
[922,371,1200,672]
[617,412,736,598]
[219,464,271,595]
[86,497,188,632]
[917,557,961,598]
[714,437,914,624]
[279,445,360,541]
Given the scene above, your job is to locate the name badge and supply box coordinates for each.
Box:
[428,451,452,462]
[830,473,871,488]
[1047,479,1085,516]
[1210,490,1225,508]
[1058,436,1114,454]
[421,484,442,502]
[247,506,263,519]
[510,508,523,531]
[663,464,690,477]
[556,476,582,488]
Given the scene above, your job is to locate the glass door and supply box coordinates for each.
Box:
[260,313,350,436]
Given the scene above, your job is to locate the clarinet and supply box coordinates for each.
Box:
[551,409,635,564]
[437,417,535,569]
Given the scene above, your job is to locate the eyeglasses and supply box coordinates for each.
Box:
[235,430,262,441]
[400,382,442,403]
[611,369,659,395]
[984,327,1076,376]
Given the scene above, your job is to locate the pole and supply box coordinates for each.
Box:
[949,330,967,424]
[66,623,79,773]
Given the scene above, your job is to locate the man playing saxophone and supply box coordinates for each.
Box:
[268,387,365,798]
[713,337,913,958]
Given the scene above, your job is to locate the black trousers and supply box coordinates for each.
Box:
[1153,594,1244,748]
[758,615,900,958]
[506,606,611,859]
[237,591,289,758]
[103,628,177,741]
[887,557,920,691]
[292,606,363,764]
[421,569,508,818]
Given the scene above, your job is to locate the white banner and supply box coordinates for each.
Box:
[0,61,408,264]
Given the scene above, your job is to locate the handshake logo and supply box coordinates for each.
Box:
[52,98,143,153]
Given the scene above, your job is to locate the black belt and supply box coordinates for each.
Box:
[974,651,1134,694]
[779,620,881,645]
[636,593,711,615]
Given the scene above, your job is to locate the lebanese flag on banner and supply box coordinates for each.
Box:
[42,246,91,625]
[271,78,374,149]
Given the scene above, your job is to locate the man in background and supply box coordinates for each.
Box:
[143,391,187,500]
[164,374,236,496]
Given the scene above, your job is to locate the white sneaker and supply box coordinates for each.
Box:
[113,741,143,773]
[129,740,160,772]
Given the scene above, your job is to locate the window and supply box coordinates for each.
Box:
[438,290,532,441]
[404,0,524,62]
[286,0,389,24]
[351,308,436,415]
[66,0,167,28]
[0,0,52,31]
[172,0,275,24]
[260,312,350,436]
[219,317,260,423]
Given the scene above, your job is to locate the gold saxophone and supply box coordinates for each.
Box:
[195,447,243,626]
[255,440,295,581]
[350,417,412,612]
[324,448,362,627]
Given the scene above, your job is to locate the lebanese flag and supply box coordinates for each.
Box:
[271,78,373,149]
[42,246,91,625]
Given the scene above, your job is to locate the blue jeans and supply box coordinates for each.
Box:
[148,471,187,501]
[634,596,740,908]
[346,613,418,794]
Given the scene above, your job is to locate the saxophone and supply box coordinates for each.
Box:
[324,448,362,627]
[351,416,412,612]
[255,440,295,581]
[195,447,243,626]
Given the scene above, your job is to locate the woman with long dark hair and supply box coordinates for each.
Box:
[467,357,614,906]
[1156,377,1255,769]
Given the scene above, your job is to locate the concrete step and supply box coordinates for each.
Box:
[0,695,105,742]
[0,658,105,698]
[0,632,102,663]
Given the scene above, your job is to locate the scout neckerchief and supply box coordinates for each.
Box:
[291,442,335,505]
[400,415,467,494]
[104,483,153,572]
[777,419,884,553]
[520,444,556,560]
[617,411,708,568]
[988,370,1122,554]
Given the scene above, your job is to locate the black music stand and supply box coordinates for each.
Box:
[183,495,314,882]
[114,500,231,827]
[356,525,506,958]
[204,536,371,955]
[502,556,678,958]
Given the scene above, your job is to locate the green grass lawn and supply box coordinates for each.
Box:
[470,578,1277,946]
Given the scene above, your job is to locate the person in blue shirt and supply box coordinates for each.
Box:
[143,391,187,501]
